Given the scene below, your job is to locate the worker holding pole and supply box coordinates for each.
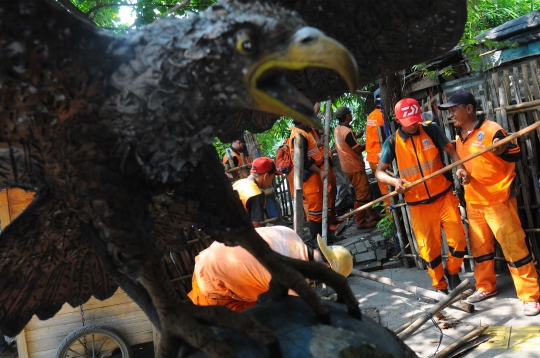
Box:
[439,90,540,316]
[375,98,469,294]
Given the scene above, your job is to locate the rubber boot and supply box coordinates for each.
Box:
[354,202,377,229]
[308,220,323,248]
[444,268,462,291]
[367,207,385,222]
[328,209,345,232]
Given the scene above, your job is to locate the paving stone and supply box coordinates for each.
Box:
[358,260,382,272]
[354,242,367,253]
[354,251,376,263]
[376,249,387,261]
[350,248,357,255]
[364,240,373,250]
[383,260,403,269]
[372,235,386,247]
[336,235,364,247]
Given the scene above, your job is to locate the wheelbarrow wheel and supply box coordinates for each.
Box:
[56,324,132,358]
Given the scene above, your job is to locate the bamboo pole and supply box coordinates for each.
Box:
[397,279,471,340]
[293,132,304,236]
[377,126,408,268]
[224,163,251,173]
[350,269,474,313]
[431,324,489,358]
[338,119,540,220]
[321,101,331,243]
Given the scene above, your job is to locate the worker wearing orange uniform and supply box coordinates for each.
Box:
[376,98,469,294]
[188,226,353,312]
[334,106,383,229]
[365,89,390,213]
[232,157,282,228]
[222,135,251,180]
[439,90,540,315]
[312,102,343,232]
[288,121,328,247]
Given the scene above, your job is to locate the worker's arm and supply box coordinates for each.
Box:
[344,131,365,155]
[493,130,521,161]
[246,194,265,227]
[375,138,410,193]
[442,142,470,185]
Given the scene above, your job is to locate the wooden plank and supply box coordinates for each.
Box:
[26,315,151,353]
[152,324,161,355]
[26,300,144,331]
[16,330,29,358]
[529,60,540,101]
[0,189,9,230]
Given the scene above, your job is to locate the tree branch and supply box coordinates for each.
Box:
[53,0,89,20]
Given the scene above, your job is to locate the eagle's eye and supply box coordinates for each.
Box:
[235,30,255,55]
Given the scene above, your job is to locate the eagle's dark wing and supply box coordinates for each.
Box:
[0,0,118,189]
[0,191,117,337]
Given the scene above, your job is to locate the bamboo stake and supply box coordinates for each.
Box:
[338,119,540,220]
[224,163,251,173]
[350,269,474,314]
[293,132,304,236]
[431,324,489,358]
[321,101,331,243]
[397,279,471,340]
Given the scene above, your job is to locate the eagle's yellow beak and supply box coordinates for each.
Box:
[247,27,358,129]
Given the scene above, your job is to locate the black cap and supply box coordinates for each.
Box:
[236,134,246,143]
[438,90,477,110]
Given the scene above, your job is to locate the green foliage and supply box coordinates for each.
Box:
[375,205,394,243]
[68,0,219,29]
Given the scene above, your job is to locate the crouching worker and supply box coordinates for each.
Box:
[232,157,282,228]
[188,226,353,312]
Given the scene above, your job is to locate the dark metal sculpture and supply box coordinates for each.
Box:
[0,0,466,357]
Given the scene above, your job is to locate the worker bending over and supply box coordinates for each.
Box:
[188,226,353,311]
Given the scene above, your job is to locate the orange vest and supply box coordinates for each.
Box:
[289,126,323,166]
[365,108,384,163]
[394,126,451,204]
[334,125,363,173]
[456,120,516,204]
[232,178,263,211]
[222,150,251,179]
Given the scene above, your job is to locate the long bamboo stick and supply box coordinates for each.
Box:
[224,163,251,173]
[397,279,471,340]
[431,324,489,358]
[350,269,474,313]
[338,120,540,220]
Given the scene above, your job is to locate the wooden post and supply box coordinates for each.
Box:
[431,324,489,358]
[321,101,331,243]
[16,331,29,358]
[293,132,304,236]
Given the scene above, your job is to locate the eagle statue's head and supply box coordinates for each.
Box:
[109,0,357,145]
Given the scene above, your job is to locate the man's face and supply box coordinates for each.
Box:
[236,140,245,150]
[400,122,419,134]
[261,172,276,189]
[448,104,472,127]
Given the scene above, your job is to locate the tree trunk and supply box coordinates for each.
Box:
[379,73,402,131]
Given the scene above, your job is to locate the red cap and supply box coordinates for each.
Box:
[394,98,423,127]
[250,157,283,175]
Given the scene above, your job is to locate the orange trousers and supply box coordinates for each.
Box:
[188,278,256,312]
[467,198,540,302]
[304,163,335,223]
[409,191,467,290]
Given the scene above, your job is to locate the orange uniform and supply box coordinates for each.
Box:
[365,108,389,198]
[334,124,370,202]
[383,124,466,290]
[187,226,310,311]
[289,126,330,223]
[222,148,251,179]
[456,119,539,302]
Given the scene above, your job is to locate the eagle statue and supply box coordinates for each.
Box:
[0,0,467,357]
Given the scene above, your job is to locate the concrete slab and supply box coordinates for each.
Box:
[355,242,368,253]
[347,267,540,358]
[355,251,375,263]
